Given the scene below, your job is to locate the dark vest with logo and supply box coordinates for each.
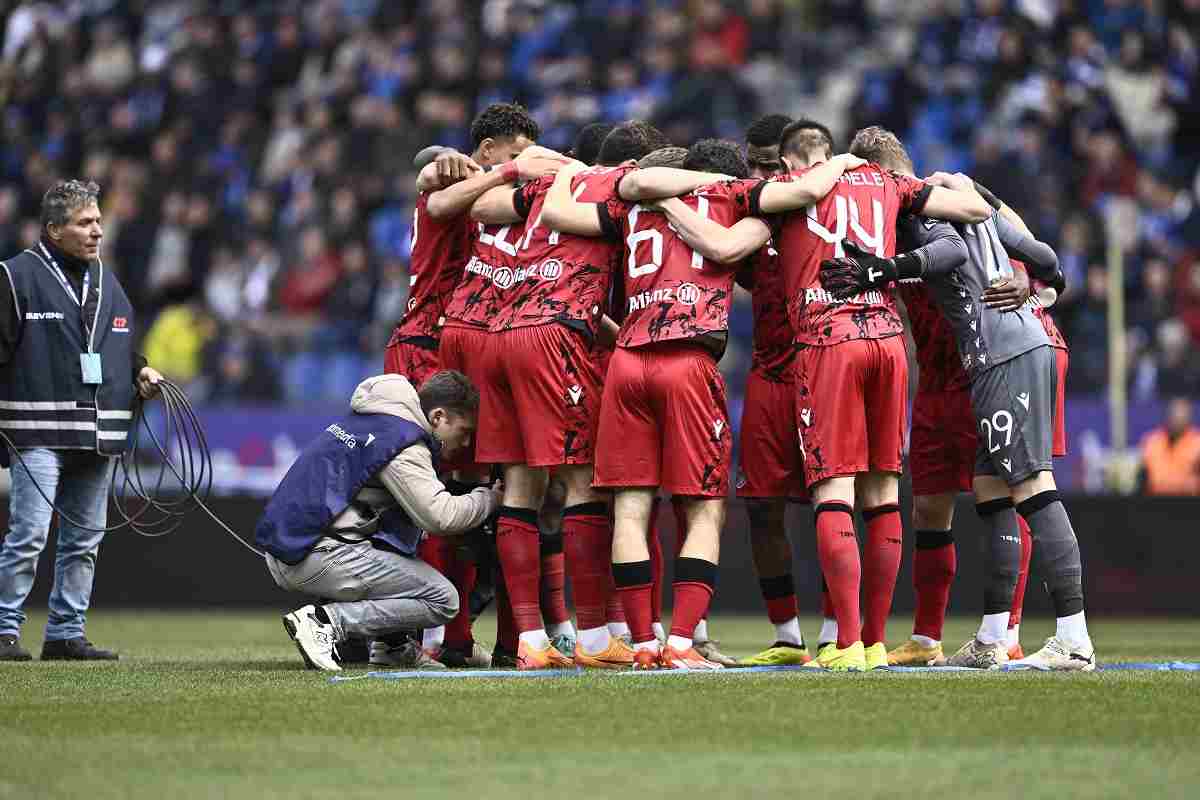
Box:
[0,249,136,454]
[255,412,439,565]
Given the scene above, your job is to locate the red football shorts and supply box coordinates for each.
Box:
[384,332,441,388]
[909,387,977,496]
[1052,346,1068,457]
[594,343,731,497]
[737,369,807,500]
[475,324,603,467]
[437,324,492,470]
[795,336,907,486]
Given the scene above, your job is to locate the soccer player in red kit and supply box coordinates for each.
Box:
[463,122,667,669]
[653,123,993,670]
[546,139,863,669]
[727,114,817,667]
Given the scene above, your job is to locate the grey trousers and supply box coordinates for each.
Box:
[265,537,458,640]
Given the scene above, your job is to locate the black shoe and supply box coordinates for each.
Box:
[0,635,32,661]
[491,644,519,668]
[336,636,370,665]
[40,637,118,661]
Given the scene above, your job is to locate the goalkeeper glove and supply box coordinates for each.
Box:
[819,240,922,300]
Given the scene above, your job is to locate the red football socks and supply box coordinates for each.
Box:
[539,549,568,626]
[759,574,799,625]
[495,578,518,652]
[861,504,903,647]
[912,529,956,641]
[496,507,543,634]
[562,503,611,631]
[669,557,717,639]
[1010,514,1034,627]
[613,560,655,644]
[815,502,861,648]
[647,497,664,624]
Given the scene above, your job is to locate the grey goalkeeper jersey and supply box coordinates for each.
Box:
[899,210,1053,382]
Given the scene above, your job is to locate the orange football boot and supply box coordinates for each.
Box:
[516,640,574,670]
[574,636,636,669]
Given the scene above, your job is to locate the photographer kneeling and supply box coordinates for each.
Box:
[255,371,499,672]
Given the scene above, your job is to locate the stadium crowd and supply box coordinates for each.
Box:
[2,0,1199,406]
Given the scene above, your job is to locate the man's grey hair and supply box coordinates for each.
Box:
[41,179,101,228]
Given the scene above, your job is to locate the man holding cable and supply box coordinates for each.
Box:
[0,179,163,662]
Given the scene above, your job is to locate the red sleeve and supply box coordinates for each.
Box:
[894,172,932,214]
[718,178,765,221]
[513,174,553,219]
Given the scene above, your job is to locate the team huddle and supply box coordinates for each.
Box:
[383,101,1095,673]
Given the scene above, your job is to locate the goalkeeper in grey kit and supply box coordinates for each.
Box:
[819,131,1094,671]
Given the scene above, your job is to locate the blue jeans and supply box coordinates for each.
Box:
[0,448,114,641]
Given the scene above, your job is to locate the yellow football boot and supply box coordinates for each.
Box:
[864,642,889,670]
[574,636,636,669]
[804,640,866,672]
[887,638,947,666]
[739,643,812,666]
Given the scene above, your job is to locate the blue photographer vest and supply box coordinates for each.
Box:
[0,249,136,454]
[255,412,440,565]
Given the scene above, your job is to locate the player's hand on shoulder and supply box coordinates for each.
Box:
[925,171,973,192]
[834,153,868,170]
[434,150,481,184]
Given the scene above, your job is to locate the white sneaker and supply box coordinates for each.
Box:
[946,637,1009,670]
[1006,636,1096,672]
[283,606,341,671]
[369,639,447,669]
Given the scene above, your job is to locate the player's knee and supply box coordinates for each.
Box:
[913,493,955,530]
[858,471,899,508]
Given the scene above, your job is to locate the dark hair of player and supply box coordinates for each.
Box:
[683,139,749,179]
[572,122,616,166]
[469,102,540,150]
[637,146,688,169]
[745,113,794,148]
[849,125,914,173]
[779,118,835,162]
[597,120,670,166]
[418,370,480,418]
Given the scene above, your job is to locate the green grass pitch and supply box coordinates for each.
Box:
[3,611,1199,800]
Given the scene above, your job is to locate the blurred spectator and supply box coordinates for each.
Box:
[0,0,1196,414]
[1139,397,1200,495]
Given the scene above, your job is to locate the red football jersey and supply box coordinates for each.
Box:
[739,244,796,382]
[763,164,930,347]
[394,192,474,340]
[610,180,759,349]
[898,281,970,394]
[441,181,541,329]
[489,165,634,337]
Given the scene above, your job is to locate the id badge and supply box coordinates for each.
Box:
[80,353,103,384]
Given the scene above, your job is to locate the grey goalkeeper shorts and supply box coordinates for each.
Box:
[971,345,1057,486]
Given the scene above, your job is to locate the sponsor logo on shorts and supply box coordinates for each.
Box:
[713,418,725,438]
[408,297,418,312]
[1001,458,1012,472]
[1017,392,1030,410]
[677,283,700,306]
[978,353,987,366]
[365,433,376,447]
[567,385,583,405]
[799,408,812,427]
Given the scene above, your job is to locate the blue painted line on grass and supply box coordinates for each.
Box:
[330,661,1200,683]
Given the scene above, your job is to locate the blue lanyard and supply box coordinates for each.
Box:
[38,242,90,306]
[38,242,94,346]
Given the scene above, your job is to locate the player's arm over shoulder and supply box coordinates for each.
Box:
[917,172,995,224]
[541,160,607,236]
[899,214,968,277]
[656,190,770,264]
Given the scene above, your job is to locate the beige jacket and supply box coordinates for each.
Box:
[328,374,497,537]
